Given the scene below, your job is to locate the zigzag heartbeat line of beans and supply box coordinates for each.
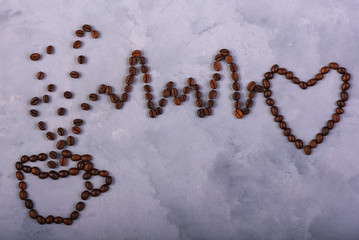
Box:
[16,24,351,225]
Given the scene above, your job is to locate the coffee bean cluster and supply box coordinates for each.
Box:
[23,25,112,225]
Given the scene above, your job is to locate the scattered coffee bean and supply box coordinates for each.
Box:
[75,30,84,37]
[91,30,99,39]
[64,91,73,99]
[81,103,90,110]
[46,132,55,140]
[42,95,50,103]
[73,40,82,49]
[47,84,55,92]
[57,107,66,116]
[67,136,75,146]
[30,53,41,61]
[46,46,54,54]
[82,24,92,32]
[56,140,66,150]
[47,161,57,169]
[59,157,67,166]
[73,119,83,126]
[70,71,80,79]
[78,55,86,64]
[72,126,81,134]
[89,93,98,101]
[37,72,44,80]
[57,127,65,136]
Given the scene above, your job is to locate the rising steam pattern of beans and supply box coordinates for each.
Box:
[16,24,351,225]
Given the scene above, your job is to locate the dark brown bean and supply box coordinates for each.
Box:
[56,140,66,150]
[73,40,82,49]
[71,211,79,220]
[75,30,84,37]
[295,139,303,149]
[37,216,46,225]
[46,45,54,54]
[81,103,90,110]
[278,68,286,75]
[81,191,89,200]
[57,107,66,116]
[45,215,54,224]
[63,91,72,99]
[271,64,278,73]
[234,109,243,119]
[132,50,141,58]
[47,161,57,169]
[72,126,81,134]
[38,121,46,131]
[342,73,350,82]
[25,199,33,209]
[16,171,24,180]
[82,24,92,32]
[304,145,311,155]
[220,49,229,56]
[329,62,338,69]
[78,55,86,64]
[73,119,83,126]
[46,132,55,140]
[70,71,80,79]
[106,176,113,185]
[213,62,221,71]
[19,190,27,200]
[30,109,38,117]
[47,84,55,92]
[76,202,85,211]
[29,209,37,219]
[59,157,67,166]
[69,168,79,175]
[57,127,65,136]
[30,53,41,61]
[321,66,330,74]
[54,217,63,224]
[37,72,45,80]
[98,84,106,94]
[49,151,58,159]
[337,67,346,74]
[67,136,75,146]
[91,30,99,39]
[341,91,348,101]
[247,81,256,91]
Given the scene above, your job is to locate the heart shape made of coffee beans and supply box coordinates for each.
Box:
[15,153,113,225]
[252,63,350,155]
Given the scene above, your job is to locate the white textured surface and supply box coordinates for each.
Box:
[1,0,359,239]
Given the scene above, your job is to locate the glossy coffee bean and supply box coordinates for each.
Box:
[38,121,46,131]
[70,71,80,79]
[30,53,41,61]
[46,46,54,54]
[81,103,90,110]
[73,40,82,49]
[82,24,92,32]
[75,30,84,37]
[91,30,99,39]
[304,145,311,155]
[295,139,303,149]
[64,91,72,99]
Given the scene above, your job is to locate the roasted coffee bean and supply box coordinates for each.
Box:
[49,171,59,180]
[82,24,92,32]
[64,91,72,99]
[213,62,221,71]
[288,134,296,142]
[196,99,203,108]
[132,50,141,58]
[225,55,233,64]
[220,49,229,56]
[231,72,239,81]
[46,45,54,54]
[75,29,84,37]
[341,82,350,91]
[22,166,31,173]
[76,202,85,211]
[15,162,23,170]
[67,136,75,146]
[57,128,65,136]
[81,103,90,110]
[143,74,150,83]
[30,109,38,117]
[292,77,300,84]
[195,91,201,99]
[232,92,240,101]
[39,172,48,179]
[19,190,27,200]
[91,30,99,39]
[47,161,57,169]
[62,150,72,158]
[125,75,134,85]
[299,82,307,89]
[105,86,113,95]
[84,162,93,171]
[242,108,250,115]
[25,199,33,209]
[166,81,174,90]
[59,170,68,178]
[246,99,253,108]
[171,88,178,97]
[187,77,195,86]
[69,168,79,175]
[37,216,46,225]
[316,73,324,80]
[109,94,119,103]
[279,121,287,129]
[140,65,148,73]
[304,145,311,155]
[72,126,81,134]
[147,101,154,109]
[285,71,293,79]
[47,84,55,92]
[29,155,37,162]
[78,55,86,64]
[56,140,66,150]
[129,57,136,65]
[29,209,37,219]
[180,94,187,102]
[49,151,58,159]
[71,211,79,220]
[248,91,255,99]
[59,157,67,166]
[88,93,98,101]
[100,184,109,193]
[271,64,278,73]
[42,95,49,103]
[295,139,303,149]
[271,106,278,116]
[159,98,166,107]
[310,140,317,148]
[70,71,80,78]
[332,113,340,123]
[99,170,108,177]
[247,82,256,91]
[234,109,243,119]
[321,66,330,74]
[106,176,113,185]
[264,72,273,79]
[341,91,348,101]
[149,109,156,118]
[337,67,346,74]
[264,90,272,98]
[336,107,344,115]
[45,215,54,224]
[46,132,55,140]
[37,72,44,80]
[209,90,217,99]
[98,84,106,94]
[337,100,345,108]
[91,189,100,197]
[230,63,237,72]
[262,79,270,89]
[342,73,350,82]
[83,172,91,180]
[85,181,93,190]
[327,120,334,129]
[38,121,46,131]
[57,107,66,116]
[215,54,223,61]
[81,154,92,162]
[30,53,41,61]
[307,78,317,86]
[162,89,170,98]
[274,115,283,122]
[322,127,329,136]
[283,128,291,136]
[81,191,89,200]
[232,82,240,91]
[20,155,29,163]
[124,84,132,93]
[121,93,128,102]
[192,84,200,91]
[73,40,82,49]
[204,107,212,116]
[38,153,47,161]
[71,154,81,161]
[16,171,24,180]
[234,101,241,109]
[139,56,146,64]
[115,101,123,109]
[54,217,63,224]
[143,85,151,93]
[73,119,83,126]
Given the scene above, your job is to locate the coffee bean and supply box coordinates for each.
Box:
[215,54,223,61]
[295,139,303,149]
[271,106,278,116]
[139,56,146,64]
[337,67,346,74]
[304,145,311,155]
[213,62,221,71]
[292,77,300,84]
[278,68,286,75]
[29,209,37,219]
[38,121,46,131]
[81,103,90,111]
[337,100,345,108]
[76,30,84,37]
[124,84,132,93]
[299,82,307,89]
[39,172,48,179]
[20,155,29,163]
[225,55,233,64]
[232,72,239,81]
[54,217,63,224]
[47,84,55,92]
[30,53,41,61]
[98,84,106,94]
[76,202,85,211]
[73,119,83,126]
[48,171,58,180]
[67,136,75,146]
[162,89,170,98]
[262,79,270,89]
[16,171,24,180]
[336,107,344,115]
[246,99,253,108]
[59,170,68,178]
[72,126,81,134]
[329,62,338,69]
[322,127,329,136]
[271,64,278,73]
[62,150,72,158]
[193,84,200,91]
[110,94,119,103]
[159,98,166,107]
[100,184,109,193]
[29,155,37,162]
[143,74,150,83]
[22,166,31,173]
[47,161,57,169]
[274,115,283,122]
[332,113,340,123]
[59,157,67,166]
[204,107,212,116]
[327,120,334,129]
[196,99,203,108]
[46,45,54,54]
[341,91,348,101]
[195,91,201,99]
[307,79,317,86]
[89,93,98,101]
[129,66,136,75]
[30,109,38,117]
[341,82,350,91]
[73,40,82,49]
[57,127,65,136]
[64,91,72,99]
[91,30,99,39]
[45,215,54,224]
[19,190,27,200]
[247,82,256,91]
[242,108,250,115]
[106,176,113,185]
[285,71,293,79]
[115,101,123,109]
[38,153,47,161]
[125,75,134,85]
[105,86,113,95]
[78,55,86,64]
[264,90,272,98]
[57,107,66,116]
[85,181,93,190]
[25,199,33,209]
[37,72,44,80]
[140,65,148,73]
[149,109,157,118]
[234,109,243,119]
[91,189,100,197]
[342,73,350,82]
[321,66,330,74]
[232,92,240,101]
[42,95,50,103]
[147,101,154,109]
[81,191,89,200]
[71,211,79,220]
[209,80,217,89]
[70,71,80,79]
[49,151,58,159]
[220,49,229,56]
[82,24,92,32]
[209,90,217,99]
[83,172,91,180]
[69,168,79,175]
[132,50,141,58]
[71,154,81,161]
[310,140,317,148]
[229,63,237,72]
[46,132,55,140]
[37,216,46,225]
[288,135,296,142]
[15,162,23,170]
[315,73,323,80]
[187,77,195,86]
[255,85,264,92]
[283,128,291,136]
[56,140,66,150]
